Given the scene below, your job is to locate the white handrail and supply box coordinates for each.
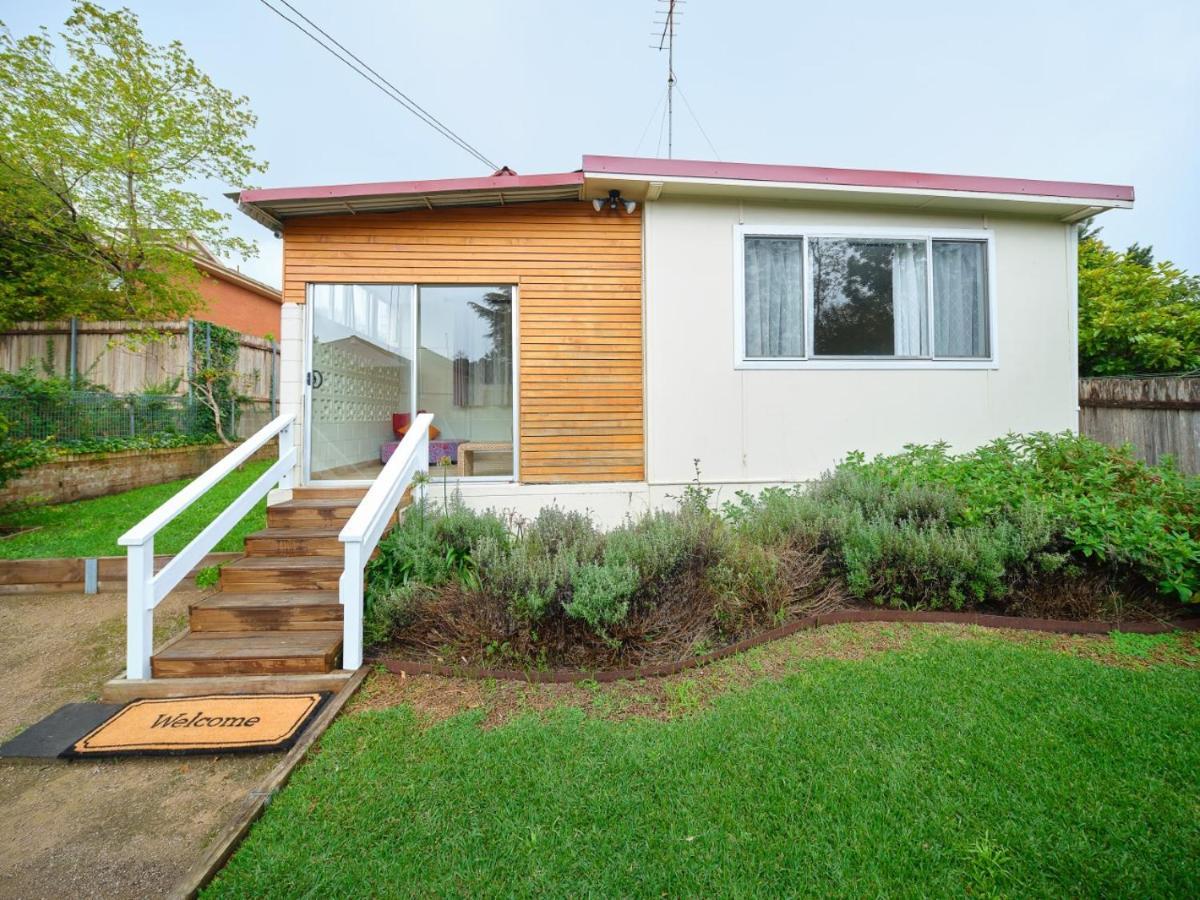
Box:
[338,412,432,669]
[118,413,296,680]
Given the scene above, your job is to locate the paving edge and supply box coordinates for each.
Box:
[376,609,1200,684]
[167,665,369,900]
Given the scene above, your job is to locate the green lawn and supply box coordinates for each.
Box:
[0,460,272,559]
[206,628,1200,897]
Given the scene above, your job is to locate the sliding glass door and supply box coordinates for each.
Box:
[307,283,514,482]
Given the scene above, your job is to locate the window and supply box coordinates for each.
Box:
[744,238,804,358]
[308,284,515,482]
[812,238,928,357]
[735,227,994,367]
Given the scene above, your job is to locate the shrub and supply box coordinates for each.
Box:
[472,533,578,623]
[363,582,430,648]
[705,538,786,630]
[364,431,1196,668]
[367,496,487,598]
[728,433,1199,608]
[525,505,601,556]
[431,498,507,570]
[0,412,51,505]
[843,434,1200,602]
[563,560,639,633]
[604,508,722,593]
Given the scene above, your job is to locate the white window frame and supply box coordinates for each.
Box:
[733,223,999,370]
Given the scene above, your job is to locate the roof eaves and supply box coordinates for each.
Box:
[238,170,583,205]
[581,155,1134,205]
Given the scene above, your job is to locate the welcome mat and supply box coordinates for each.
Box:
[63,693,330,758]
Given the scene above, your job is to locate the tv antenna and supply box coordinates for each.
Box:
[653,0,682,158]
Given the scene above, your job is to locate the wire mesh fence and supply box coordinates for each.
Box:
[0,390,246,443]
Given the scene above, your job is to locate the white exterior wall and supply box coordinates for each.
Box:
[644,197,1079,487]
[269,301,304,503]
[273,201,1080,524]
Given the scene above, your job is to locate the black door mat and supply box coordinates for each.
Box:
[0,702,125,759]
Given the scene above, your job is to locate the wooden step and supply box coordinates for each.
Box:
[150,630,342,678]
[245,527,343,557]
[292,486,369,501]
[220,555,342,592]
[190,592,342,632]
[103,670,355,701]
[267,499,361,528]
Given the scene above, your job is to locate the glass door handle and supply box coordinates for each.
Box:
[307,370,325,389]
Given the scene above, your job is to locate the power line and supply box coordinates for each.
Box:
[257,0,498,171]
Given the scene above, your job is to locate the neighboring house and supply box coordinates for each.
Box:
[0,242,282,393]
[188,240,284,339]
[235,155,1132,522]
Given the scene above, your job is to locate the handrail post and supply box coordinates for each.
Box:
[336,413,434,673]
[126,537,155,680]
[278,417,294,490]
[341,543,364,670]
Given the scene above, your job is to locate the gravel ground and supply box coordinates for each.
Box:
[0,589,274,899]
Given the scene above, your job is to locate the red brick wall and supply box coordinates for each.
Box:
[196,273,282,340]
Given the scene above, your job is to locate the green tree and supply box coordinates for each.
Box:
[1078,229,1200,376]
[0,2,265,327]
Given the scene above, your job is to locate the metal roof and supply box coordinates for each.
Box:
[581,155,1135,203]
[234,171,584,230]
[233,156,1133,231]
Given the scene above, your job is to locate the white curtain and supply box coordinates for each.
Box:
[891,241,928,357]
[745,238,804,357]
[933,241,988,357]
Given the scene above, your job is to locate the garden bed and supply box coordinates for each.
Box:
[368,434,1199,673]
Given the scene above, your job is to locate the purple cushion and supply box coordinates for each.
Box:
[429,440,464,465]
[380,439,465,465]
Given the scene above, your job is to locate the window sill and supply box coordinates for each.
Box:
[735,359,998,371]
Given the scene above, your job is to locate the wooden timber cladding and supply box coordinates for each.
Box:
[283,201,643,483]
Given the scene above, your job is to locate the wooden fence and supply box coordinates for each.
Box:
[1079,376,1200,473]
[0,320,278,402]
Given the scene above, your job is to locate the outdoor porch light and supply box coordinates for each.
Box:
[592,189,637,214]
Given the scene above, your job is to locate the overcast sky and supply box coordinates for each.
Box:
[3,0,1198,288]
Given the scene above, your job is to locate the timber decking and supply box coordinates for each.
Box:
[148,489,370,679]
[266,498,362,528]
[219,555,343,592]
[282,201,645,484]
[244,527,343,557]
[150,631,342,678]
[190,592,343,632]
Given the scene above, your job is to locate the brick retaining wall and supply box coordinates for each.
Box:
[0,441,278,506]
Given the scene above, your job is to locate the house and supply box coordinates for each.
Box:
[188,240,284,339]
[0,243,283,392]
[111,155,1134,688]
[235,155,1132,522]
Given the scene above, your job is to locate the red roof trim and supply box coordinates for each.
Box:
[582,155,1134,203]
[239,171,583,204]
